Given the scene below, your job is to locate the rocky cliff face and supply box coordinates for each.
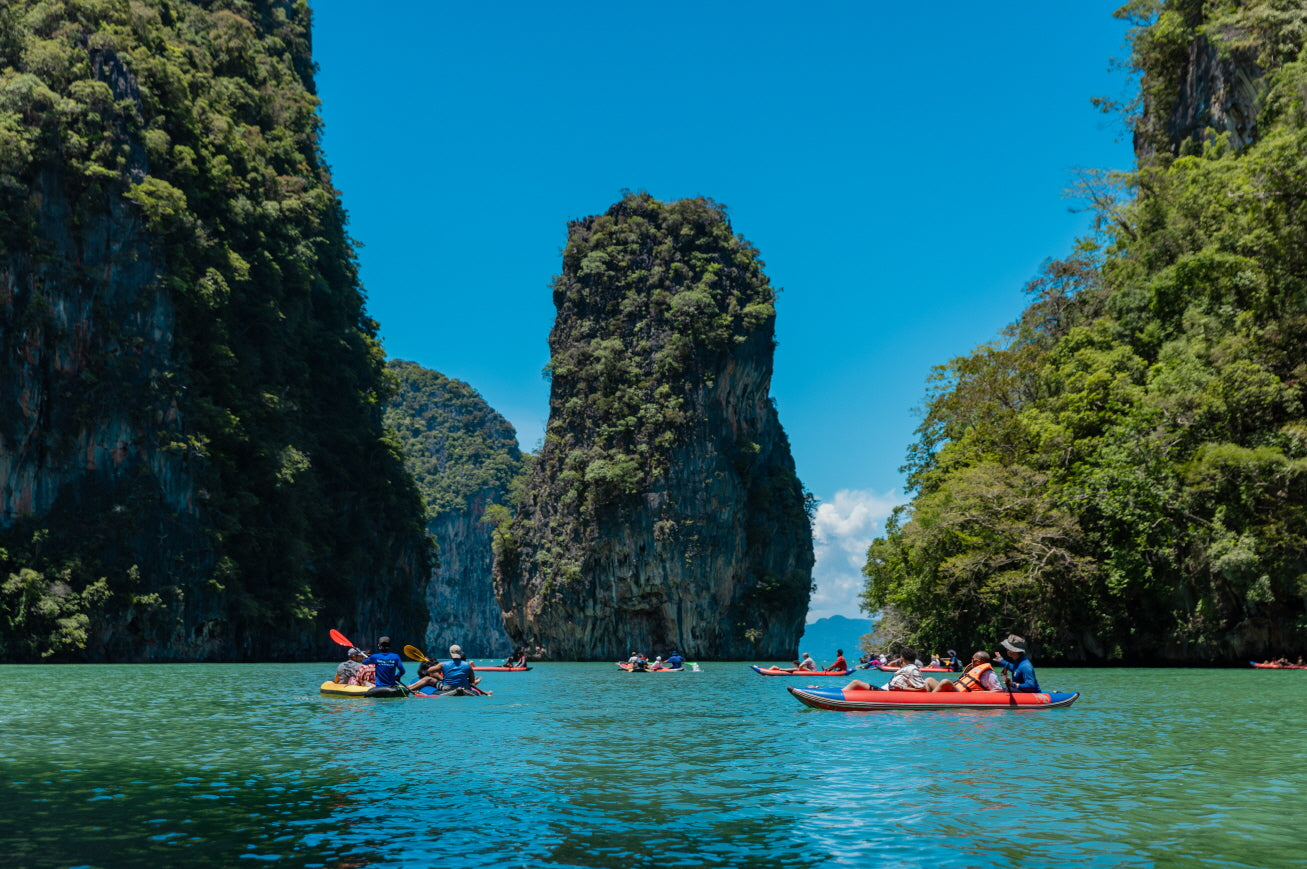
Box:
[384,361,523,659]
[494,194,814,660]
[0,2,430,661]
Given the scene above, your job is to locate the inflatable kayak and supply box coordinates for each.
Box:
[751,665,852,677]
[617,662,690,672]
[470,665,531,672]
[787,685,1079,711]
[318,681,407,697]
[1250,661,1307,669]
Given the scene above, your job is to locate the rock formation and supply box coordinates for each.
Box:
[494,193,814,660]
[0,2,430,661]
[384,361,524,659]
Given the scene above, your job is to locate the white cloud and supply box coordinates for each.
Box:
[806,488,904,623]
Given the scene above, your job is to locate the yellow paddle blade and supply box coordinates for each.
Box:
[403,644,430,662]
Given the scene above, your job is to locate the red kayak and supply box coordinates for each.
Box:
[1250,661,1307,669]
[751,665,852,677]
[787,685,1080,711]
[470,665,531,672]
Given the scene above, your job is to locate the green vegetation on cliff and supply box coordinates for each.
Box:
[0,0,430,660]
[863,0,1307,663]
[384,360,528,520]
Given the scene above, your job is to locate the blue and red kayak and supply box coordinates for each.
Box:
[751,665,852,677]
[787,685,1079,711]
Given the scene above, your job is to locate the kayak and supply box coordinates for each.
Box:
[787,685,1080,711]
[751,665,852,677]
[318,681,407,697]
[1250,661,1307,669]
[469,665,531,672]
[617,662,692,672]
[413,686,489,697]
[319,681,488,697]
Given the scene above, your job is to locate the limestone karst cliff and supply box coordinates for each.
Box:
[0,1,430,661]
[384,361,525,659]
[494,193,814,660]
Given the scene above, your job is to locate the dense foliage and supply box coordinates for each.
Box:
[0,0,430,660]
[863,0,1307,663]
[504,192,782,584]
[383,359,528,520]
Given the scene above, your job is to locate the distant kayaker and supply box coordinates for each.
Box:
[943,650,963,672]
[995,634,1040,692]
[627,652,648,671]
[503,648,527,668]
[930,651,1000,692]
[795,653,817,671]
[361,636,407,697]
[665,650,685,670]
[334,647,368,685]
[826,649,848,671]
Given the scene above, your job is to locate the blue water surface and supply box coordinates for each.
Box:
[1,663,1303,868]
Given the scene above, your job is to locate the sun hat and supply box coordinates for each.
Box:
[449,644,464,659]
[1001,634,1026,654]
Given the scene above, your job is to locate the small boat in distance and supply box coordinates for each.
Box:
[751,665,852,677]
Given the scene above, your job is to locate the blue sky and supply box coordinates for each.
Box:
[309,2,1138,621]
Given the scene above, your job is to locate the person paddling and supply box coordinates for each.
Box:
[994,634,1040,692]
[361,636,407,697]
[826,649,848,672]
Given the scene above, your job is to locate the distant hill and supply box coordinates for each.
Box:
[798,615,875,661]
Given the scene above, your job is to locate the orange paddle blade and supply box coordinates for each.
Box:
[329,628,353,648]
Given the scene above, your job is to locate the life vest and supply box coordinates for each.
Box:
[955,662,994,692]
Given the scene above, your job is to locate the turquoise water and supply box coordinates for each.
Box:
[1,663,1304,868]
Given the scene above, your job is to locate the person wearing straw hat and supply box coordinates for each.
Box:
[995,634,1041,692]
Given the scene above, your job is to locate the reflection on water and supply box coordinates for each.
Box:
[0,663,1304,867]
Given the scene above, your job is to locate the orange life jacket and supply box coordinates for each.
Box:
[955,662,994,692]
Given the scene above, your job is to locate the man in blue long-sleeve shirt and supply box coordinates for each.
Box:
[362,636,406,697]
[995,634,1040,692]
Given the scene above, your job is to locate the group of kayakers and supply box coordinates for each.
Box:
[844,634,1040,694]
[623,650,686,670]
[331,636,500,696]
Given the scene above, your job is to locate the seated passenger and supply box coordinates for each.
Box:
[843,647,927,692]
[334,647,368,685]
[930,651,1000,692]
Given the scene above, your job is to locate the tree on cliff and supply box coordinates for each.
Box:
[384,360,527,657]
[0,1,431,661]
[862,0,1307,663]
[494,192,814,660]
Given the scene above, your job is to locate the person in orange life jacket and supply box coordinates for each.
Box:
[994,634,1041,692]
[930,651,1000,692]
[360,636,406,696]
[842,647,927,692]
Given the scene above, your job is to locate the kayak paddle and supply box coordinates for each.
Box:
[329,628,355,649]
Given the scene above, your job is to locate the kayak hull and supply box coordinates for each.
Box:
[470,666,531,672]
[318,681,406,698]
[787,685,1080,711]
[1250,661,1307,669]
[752,665,852,677]
[618,663,689,672]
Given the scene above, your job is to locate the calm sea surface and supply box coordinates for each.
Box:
[1,663,1303,868]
